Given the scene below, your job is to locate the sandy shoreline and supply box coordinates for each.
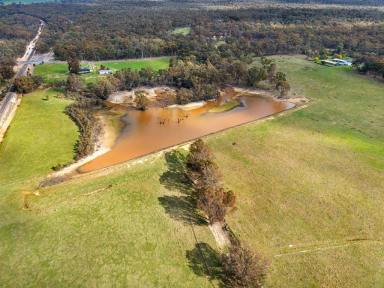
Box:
[167,101,207,110]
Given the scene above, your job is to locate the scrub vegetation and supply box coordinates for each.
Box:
[0,56,383,287]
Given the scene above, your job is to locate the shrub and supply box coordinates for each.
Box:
[134,91,150,111]
[66,74,82,93]
[13,76,42,94]
[276,80,290,98]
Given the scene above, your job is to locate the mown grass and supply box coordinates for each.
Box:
[1,56,383,287]
[34,57,170,85]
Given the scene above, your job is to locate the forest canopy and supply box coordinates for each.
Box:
[0,0,381,64]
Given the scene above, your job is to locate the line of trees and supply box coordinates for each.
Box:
[186,139,236,224]
[185,139,268,287]
[65,98,102,160]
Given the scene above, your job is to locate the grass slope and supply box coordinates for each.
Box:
[34,57,170,84]
[0,89,77,186]
[0,89,216,287]
[208,56,384,287]
[0,56,383,287]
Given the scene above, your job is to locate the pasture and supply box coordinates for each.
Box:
[0,89,217,287]
[34,57,170,84]
[0,56,383,287]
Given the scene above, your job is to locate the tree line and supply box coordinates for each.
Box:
[65,97,102,160]
[184,139,268,288]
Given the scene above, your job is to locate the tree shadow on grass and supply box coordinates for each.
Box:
[158,195,207,225]
[159,150,192,195]
[186,242,224,285]
[159,150,208,226]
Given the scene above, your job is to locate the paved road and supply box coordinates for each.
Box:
[0,20,45,141]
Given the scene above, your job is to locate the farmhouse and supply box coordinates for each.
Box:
[99,69,113,75]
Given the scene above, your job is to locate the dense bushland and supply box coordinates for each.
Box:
[0,13,39,62]
[3,1,382,63]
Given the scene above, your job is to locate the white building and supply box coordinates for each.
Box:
[99,69,113,75]
[332,59,352,66]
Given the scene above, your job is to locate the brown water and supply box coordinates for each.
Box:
[79,94,293,173]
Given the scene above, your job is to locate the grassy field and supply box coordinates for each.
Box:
[1,56,383,287]
[0,89,78,185]
[210,56,384,287]
[34,57,170,85]
[0,89,217,287]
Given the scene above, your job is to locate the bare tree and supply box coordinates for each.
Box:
[222,244,269,288]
